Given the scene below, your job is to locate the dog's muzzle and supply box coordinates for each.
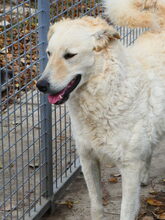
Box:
[36,74,81,105]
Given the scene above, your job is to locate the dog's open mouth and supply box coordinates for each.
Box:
[48,74,81,105]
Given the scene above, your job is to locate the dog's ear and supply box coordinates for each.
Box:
[47,24,55,41]
[92,29,120,52]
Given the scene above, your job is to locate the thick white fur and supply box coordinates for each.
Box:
[39,1,165,219]
[104,0,165,29]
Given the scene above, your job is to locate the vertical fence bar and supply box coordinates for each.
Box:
[38,0,53,199]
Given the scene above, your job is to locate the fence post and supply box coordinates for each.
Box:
[38,0,53,199]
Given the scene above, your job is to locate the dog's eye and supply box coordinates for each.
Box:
[47,51,51,57]
[64,53,77,60]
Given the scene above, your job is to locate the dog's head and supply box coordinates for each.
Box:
[36,16,120,105]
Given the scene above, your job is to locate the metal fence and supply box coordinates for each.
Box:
[0,1,146,220]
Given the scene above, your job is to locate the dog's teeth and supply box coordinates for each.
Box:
[59,95,63,99]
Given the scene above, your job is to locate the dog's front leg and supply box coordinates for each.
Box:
[80,154,104,220]
[120,164,141,220]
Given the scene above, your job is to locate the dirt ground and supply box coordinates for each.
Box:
[42,137,165,220]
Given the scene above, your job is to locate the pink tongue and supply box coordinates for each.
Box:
[48,89,65,104]
[47,78,76,104]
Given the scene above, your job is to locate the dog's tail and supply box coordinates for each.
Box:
[103,0,165,29]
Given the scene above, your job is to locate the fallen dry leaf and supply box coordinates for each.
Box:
[113,173,121,177]
[102,198,109,206]
[15,83,20,88]
[0,20,10,27]
[149,191,158,195]
[29,162,39,169]
[55,200,79,209]
[65,201,74,209]
[157,212,165,220]
[102,192,110,206]
[105,163,115,168]
[146,198,164,207]
[109,177,118,183]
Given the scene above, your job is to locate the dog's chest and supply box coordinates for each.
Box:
[68,99,133,162]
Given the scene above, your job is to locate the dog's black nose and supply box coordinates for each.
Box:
[36,79,50,93]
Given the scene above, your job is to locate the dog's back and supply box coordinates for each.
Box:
[103,0,165,29]
[103,0,165,140]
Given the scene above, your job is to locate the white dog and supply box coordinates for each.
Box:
[37,0,165,219]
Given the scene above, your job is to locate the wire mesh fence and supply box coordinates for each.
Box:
[0,1,146,220]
